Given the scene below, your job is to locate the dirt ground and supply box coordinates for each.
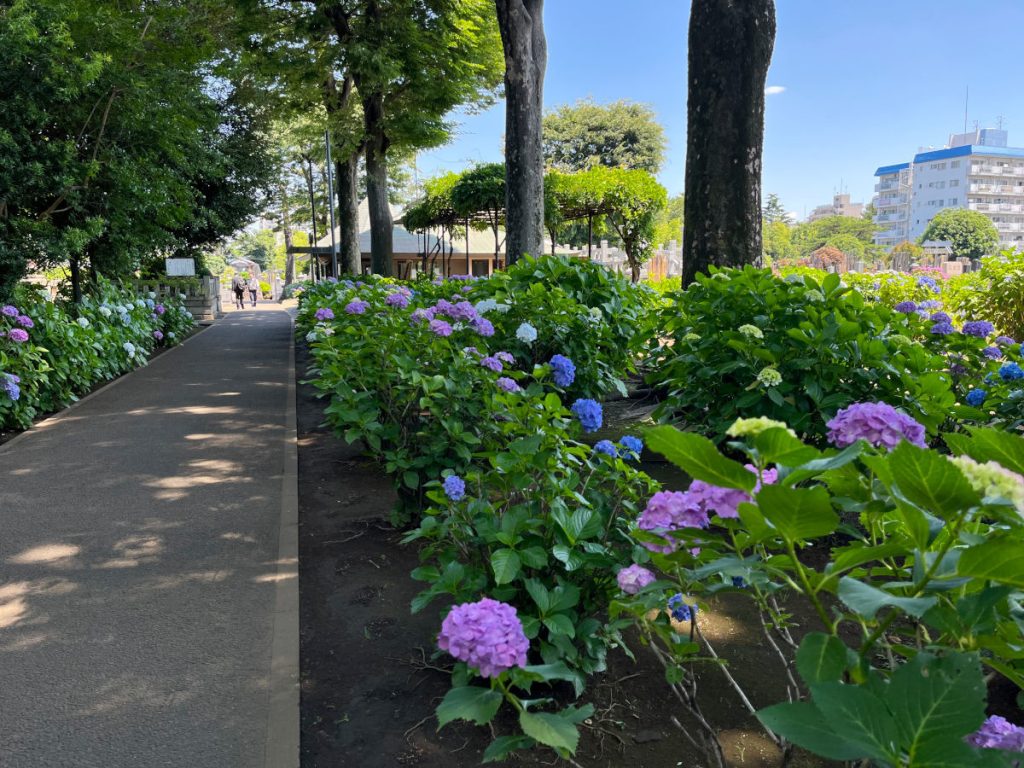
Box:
[296,343,831,768]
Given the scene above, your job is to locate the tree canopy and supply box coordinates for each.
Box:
[920,208,1000,261]
[543,99,667,174]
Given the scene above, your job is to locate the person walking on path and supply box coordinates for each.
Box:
[247,276,260,307]
[231,273,247,310]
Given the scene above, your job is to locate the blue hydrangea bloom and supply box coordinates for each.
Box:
[668,594,696,622]
[1000,362,1024,382]
[930,322,956,335]
[593,440,618,457]
[571,398,603,433]
[983,346,1003,360]
[2,372,20,401]
[894,301,918,313]
[966,388,987,406]
[443,475,466,501]
[962,320,995,338]
[619,435,643,459]
[930,311,952,324]
[549,354,576,388]
[731,576,747,588]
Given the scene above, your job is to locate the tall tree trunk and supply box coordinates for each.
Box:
[279,181,295,285]
[682,0,775,286]
[363,91,392,276]
[496,0,546,266]
[335,154,362,274]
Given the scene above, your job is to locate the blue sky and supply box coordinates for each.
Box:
[416,0,1024,219]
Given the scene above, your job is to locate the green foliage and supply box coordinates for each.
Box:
[542,98,667,173]
[0,281,194,429]
[920,208,1000,261]
[944,250,1024,339]
[789,215,881,264]
[649,267,957,442]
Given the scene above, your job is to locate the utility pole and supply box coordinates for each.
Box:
[325,130,338,277]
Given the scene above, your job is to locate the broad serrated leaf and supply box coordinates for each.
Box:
[958,538,1024,587]
[838,577,937,620]
[646,425,756,491]
[757,701,866,761]
[796,632,848,685]
[518,710,580,753]
[436,686,503,728]
[490,548,521,585]
[889,441,980,520]
[757,485,839,541]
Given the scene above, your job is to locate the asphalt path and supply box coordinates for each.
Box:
[0,305,296,768]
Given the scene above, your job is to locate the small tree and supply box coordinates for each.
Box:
[920,208,1000,261]
[600,168,668,282]
[762,193,787,224]
[451,163,506,265]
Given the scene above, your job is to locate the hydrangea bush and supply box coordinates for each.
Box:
[1,281,193,429]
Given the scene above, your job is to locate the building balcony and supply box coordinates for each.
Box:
[874,213,907,223]
[875,181,898,192]
[876,195,907,207]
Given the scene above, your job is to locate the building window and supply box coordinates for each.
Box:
[952,160,961,168]
[471,260,489,277]
[950,198,958,205]
[950,179,959,187]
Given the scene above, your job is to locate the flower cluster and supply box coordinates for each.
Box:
[593,440,618,457]
[344,300,369,315]
[756,366,782,387]
[962,320,995,339]
[825,402,927,450]
[314,307,335,322]
[616,564,655,595]
[549,354,576,388]
[443,474,466,502]
[726,416,796,438]
[496,376,521,393]
[515,322,537,344]
[967,715,1024,752]
[437,598,529,678]
[2,372,20,401]
[738,324,764,339]
[894,301,918,313]
[668,594,696,622]
[571,398,602,433]
[948,455,1024,513]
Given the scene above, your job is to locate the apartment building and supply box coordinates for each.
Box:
[807,193,865,222]
[873,128,1024,250]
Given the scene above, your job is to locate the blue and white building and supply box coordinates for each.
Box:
[873,128,1024,250]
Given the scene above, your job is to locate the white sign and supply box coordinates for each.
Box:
[165,258,196,276]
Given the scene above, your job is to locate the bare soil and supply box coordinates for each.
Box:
[296,342,831,768]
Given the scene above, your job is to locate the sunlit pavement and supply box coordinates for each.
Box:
[0,304,295,768]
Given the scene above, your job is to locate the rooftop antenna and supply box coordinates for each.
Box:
[997,115,1005,130]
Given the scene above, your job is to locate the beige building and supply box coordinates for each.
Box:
[806,193,865,222]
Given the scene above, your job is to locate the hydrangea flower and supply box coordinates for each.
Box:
[571,398,602,433]
[593,440,618,457]
[1,305,18,317]
[1000,362,1024,382]
[496,377,521,393]
[549,354,576,387]
[805,290,825,302]
[995,335,1016,346]
[637,491,709,553]
[916,275,940,293]
[619,435,643,459]
[472,316,495,337]
[756,366,782,387]
[616,564,655,595]
[962,320,995,338]
[123,342,136,356]
[443,474,466,501]
[153,330,164,341]
[888,334,912,346]
[344,300,369,315]
[919,299,942,310]
[668,594,696,622]
[167,332,175,340]
[305,331,317,343]
[429,319,453,337]
[434,299,454,316]
[495,351,515,364]
[385,292,410,309]
[314,307,335,321]
[930,322,956,335]
[2,372,20,401]
[726,416,796,438]
[826,402,927,450]
[99,306,112,318]
[449,301,477,322]
[76,317,90,328]
[983,346,1003,360]
[930,311,952,323]
[966,389,987,407]
[966,715,1024,752]
[7,328,28,343]
[738,324,764,339]
[437,598,529,678]
[516,322,538,344]
[410,308,434,323]
[731,576,747,588]
[894,301,918,313]
[479,356,503,373]
[15,315,33,328]
[474,299,498,314]
[682,332,701,341]
[949,456,1024,513]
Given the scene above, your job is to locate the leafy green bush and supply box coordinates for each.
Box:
[613,417,1024,767]
[649,267,956,442]
[944,250,1024,340]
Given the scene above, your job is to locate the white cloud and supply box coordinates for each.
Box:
[764,85,786,96]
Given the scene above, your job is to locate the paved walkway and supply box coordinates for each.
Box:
[0,305,298,768]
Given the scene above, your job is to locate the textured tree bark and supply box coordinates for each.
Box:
[335,154,362,274]
[682,0,775,286]
[278,181,295,285]
[363,90,393,276]
[496,0,546,265]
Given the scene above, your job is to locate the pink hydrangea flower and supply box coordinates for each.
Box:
[617,564,656,594]
[437,598,529,678]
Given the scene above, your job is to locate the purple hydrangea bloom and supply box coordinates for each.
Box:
[931,322,956,335]
[434,299,454,317]
[385,292,410,309]
[826,402,927,450]
[686,464,777,520]
[593,440,618,457]
[620,435,643,459]
[471,316,494,337]
[495,351,515,364]
[154,304,166,316]
[479,356,503,373]
[1,305,18,317]
[916,275,940,293]
[571,398,602,433]
[637,491,709,554]
[429,319,453,337]
[967,715,1024,752]
[496,377,521,393]
[153,330,164,341]
[7,328,29,343]
[314,307,335,321]
[15,315,33,328]
[443,474,466,501]
[995,335,1016,346]
[410,308,435,323]
[437,598,529,678]
[2,372,20,401]
[930,311,952,324]
[344,300,369,315]
[894,301,918,313]
[616,564,656,595]
[462,346,480,356]
[983,346,1003,360]
[549,354,576,388]
[919,299,942,310]
[1000,362,1024,382]
[962,320,995,338]
[966,389,987,406]
[449,301,477,322]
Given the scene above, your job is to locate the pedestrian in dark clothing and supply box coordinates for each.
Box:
[231,274,247,310]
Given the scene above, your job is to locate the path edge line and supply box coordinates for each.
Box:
[0,320,216,455]
[263,312,300,768]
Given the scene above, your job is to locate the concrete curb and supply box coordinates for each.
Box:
[262,313,300,768]
[0,320,216,455]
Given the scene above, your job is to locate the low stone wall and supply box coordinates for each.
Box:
[133,277,222,321]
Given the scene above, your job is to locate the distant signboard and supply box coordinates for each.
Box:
[166,258,196,276]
